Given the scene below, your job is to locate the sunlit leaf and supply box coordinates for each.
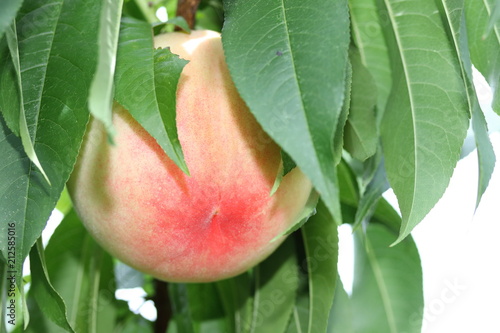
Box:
[88,0,124,141]
[222,0,350,223]
[114,17,189,174]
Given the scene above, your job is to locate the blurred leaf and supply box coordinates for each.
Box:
[249,237,299,333]
[114,17,189,174]
[465,0,500,114]
[344,48,378,161]
[26,210,118,332]
[327,278,354,333]
[216,273,253,333]
[301,200,339,333]
[222,0,350,224]
[29,240,73,332]
[379,0,469,243]
[132,0,159,23]
[114,262,144,290]
[186,283,227,333]
[55,187,72,216]
[484,0,500,39]
[348,0,392,121]
[0,0,22,40]
[285,291,309,333]
[351,224,423,333]
[88,0,124,141]
[169,283,196,333]
[0,0,101,289]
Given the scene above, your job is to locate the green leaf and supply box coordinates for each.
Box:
[271,150,297,196]
[249,237,299,333]
[114,17,189,174]
[28,240,74,332]
[484,0,500,38]
[0,0,101,288]
[379,0,469,243]
[4,22,50,185]
[222,0,350,223]
[465,0,500,115]
[0,0,22,40]
[26,210,118,333]
[216,272,253,333]
[327,278,354,333]
[353,160,389,229]
[186,283,227,333]
[351,224,423,333]
[168,283,196,333]
[344,48,378,161]
[301,200,339,333]
[471,105,496,208]
[88,0,124,141]
[333,60,353,163]
[349,0,392,121]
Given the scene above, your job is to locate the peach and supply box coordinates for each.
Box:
[68,30,314,282]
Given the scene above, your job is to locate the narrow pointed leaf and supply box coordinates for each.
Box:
[4,22,50,185]
[344,48,378,161]
[485,0,500,38]
[349,0,392,120]
[333,60,353,163]
[88,0,124,140]
[465,0,500,114]
[472,106,496,208]
[379,0,469,243]
[186,283,227,333]
[29,240,74,332]
[222,0,350,223]
[249,237,299,333]
[26,210,118,333]
[301,200,338,333]
[351,224,423,333]
[216,272,253,333]
[0,0,101,287]
[114,18,188,174]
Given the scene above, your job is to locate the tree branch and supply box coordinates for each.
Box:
[176,0,202,30]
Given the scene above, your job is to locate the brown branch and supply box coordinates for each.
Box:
[152,279,171,333]
[176,0,202,30]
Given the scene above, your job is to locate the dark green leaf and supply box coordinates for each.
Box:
[216,272,253,333]
[465,0,500,115]
[29,240,73,332]
[349,0,392,121]
[344,48,378,161]
[249,237,299,333]
[88,0,124,141]
[186,283,227,333]
[4,21,50,184]
[301,200,339,333]
[222,0,350,223]
[26,210,118,332]
[0,0,22,40]
[379,0,469,243]
[0,0,101,288]
[169,283,196,333]
[114,17,189,174]
[351,224,423,333]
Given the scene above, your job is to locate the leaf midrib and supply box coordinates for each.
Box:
[383,0,418,234]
